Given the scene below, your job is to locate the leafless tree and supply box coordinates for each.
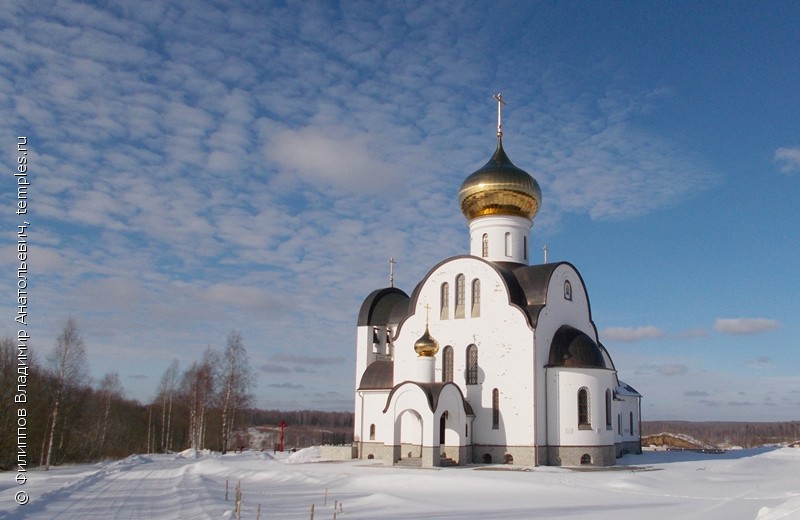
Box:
[95,371,123,453]
[218,330,254,454]
[43,317,88,470]
[156,360,180,452]
[183,348,217,450]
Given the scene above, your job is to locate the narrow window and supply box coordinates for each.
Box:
[629,411,634,435]
[564,280,572,301]
[454,274,465,318]
[605,389,612,430]
[523,236,528,260]
[369,424,375,440]
[385,326,393,356]
[481,233,489,258]
[504,232,512,257]
[372,326,380,353]
[578,388,590,428]
[442,346,453,383]
[618,413,621,434]
[471,279,481,317]
[466,344,478,385]
[440,282,449,320]
[492,388,499,429]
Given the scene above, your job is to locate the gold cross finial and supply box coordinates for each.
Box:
[494,93,506,138]
[423,303,431,326]
[388,257,396,287]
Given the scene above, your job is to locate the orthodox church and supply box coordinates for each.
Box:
[353,97,642,467]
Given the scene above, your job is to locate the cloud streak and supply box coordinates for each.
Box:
[714,318,780,336]
[602,325,663,342]
[774,146,800,173]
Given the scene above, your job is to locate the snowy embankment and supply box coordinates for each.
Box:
[2,446,799,519]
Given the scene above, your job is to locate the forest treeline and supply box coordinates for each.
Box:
[1,318,254,470]
[242,409,353,429]
[642,420,800,448]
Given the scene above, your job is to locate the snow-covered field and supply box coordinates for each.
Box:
[2,446,799,519]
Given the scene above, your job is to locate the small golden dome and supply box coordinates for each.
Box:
[458,138,542,221]
[414,326,439,357]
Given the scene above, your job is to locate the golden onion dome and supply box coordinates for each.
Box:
[458,138,542,221]
[414,325,439,357]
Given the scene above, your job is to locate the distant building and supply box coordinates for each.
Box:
[353,101,641,467]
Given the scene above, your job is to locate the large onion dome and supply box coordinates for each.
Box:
[458,137,542,221]
[414,325,439,357]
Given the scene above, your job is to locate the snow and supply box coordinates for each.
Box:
[2,447,799,519]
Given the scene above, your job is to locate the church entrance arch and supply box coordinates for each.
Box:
[395,409,423,459]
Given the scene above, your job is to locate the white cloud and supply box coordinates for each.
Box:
[714,318,780,335]
[264,126,402,193]
[774,146,800,173]
[601,325,663,342]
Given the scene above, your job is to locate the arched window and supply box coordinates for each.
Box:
[442,346,453,383]
[440,282,450,320]
[492,388,499,429]
[372,326,380,353]
[481,233,489,257]
[605,389,612,430]
[580,454,592,465]
[466,344,478,385]
[455,274,465,318]
[471,279,480,317]
[369,424,376,440]
[564,280,572,301]
[578,388,590,429]
[504,232,512,256]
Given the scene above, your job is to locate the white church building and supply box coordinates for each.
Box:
[353,99,642,467]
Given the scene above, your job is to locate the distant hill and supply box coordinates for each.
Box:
[232,413,800,451]
[642,421,800,449]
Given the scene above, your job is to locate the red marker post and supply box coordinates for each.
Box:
[278,419,288,452]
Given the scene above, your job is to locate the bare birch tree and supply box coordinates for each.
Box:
[43,317,87,470]
[95,371,123,454]
[218,330,254,454]
[183,348,217,450]
[156,360,180,452]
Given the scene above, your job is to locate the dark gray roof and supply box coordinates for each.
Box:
[382,381,474,416]
[547,325,606,369]
[598,342,617,371]
[357,287,410,326]
[358,360,394,390]
[387,297,411,326]
[617,381,642,397]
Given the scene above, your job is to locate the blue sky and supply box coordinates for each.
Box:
[2,1,798,420]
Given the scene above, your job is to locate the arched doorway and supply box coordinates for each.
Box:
[396,409,423,459]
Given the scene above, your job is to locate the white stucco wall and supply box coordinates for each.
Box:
[393,256,536,447]
[467,214,532,264]
[546,367,616,448]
